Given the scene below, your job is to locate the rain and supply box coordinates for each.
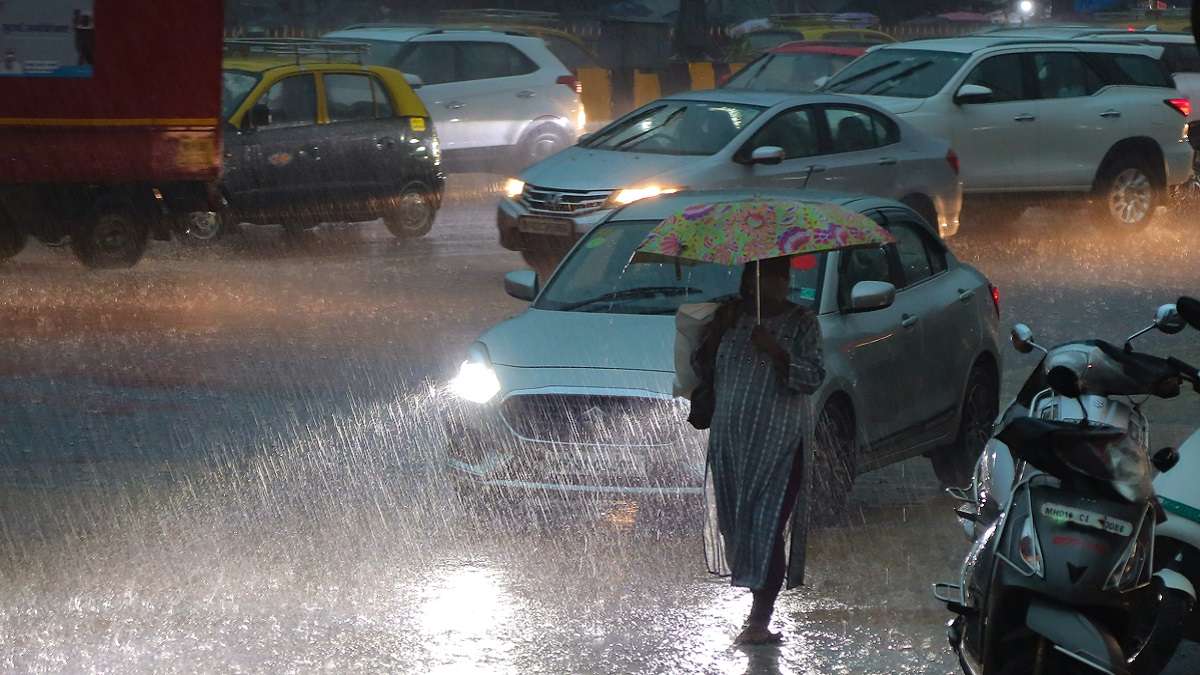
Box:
[2,1,1200,674]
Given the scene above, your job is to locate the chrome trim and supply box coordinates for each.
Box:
[520,184,615,216]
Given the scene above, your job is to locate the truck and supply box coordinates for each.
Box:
[0,0,223,268]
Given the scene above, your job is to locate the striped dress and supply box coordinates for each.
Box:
[701,304,825,591]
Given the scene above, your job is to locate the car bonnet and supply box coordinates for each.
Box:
[481,309,675,373]
[519,146,696,191]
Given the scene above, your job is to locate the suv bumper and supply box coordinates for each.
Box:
[1165,138,1195,188]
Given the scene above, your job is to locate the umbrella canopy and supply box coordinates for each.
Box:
[634,198,895,267]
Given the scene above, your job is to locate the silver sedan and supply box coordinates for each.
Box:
[498,90,964,277]
[446,189,1000,504]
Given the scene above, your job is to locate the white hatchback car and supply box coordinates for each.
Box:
[447,189,1001,504]
[823,37,1195,229]
[498,90,963,277]
[325,26,584,169]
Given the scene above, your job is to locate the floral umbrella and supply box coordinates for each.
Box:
[633,198,894,266]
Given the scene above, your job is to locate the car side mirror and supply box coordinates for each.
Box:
[849,280,895,312]
[403,73,424,89]
[954,84,994,105]
[1154,303,1187,335]
[250,103,272,128]
[746,145,785,166]
[504,270,538,302]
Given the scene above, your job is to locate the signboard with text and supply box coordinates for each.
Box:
[0,0,94,77]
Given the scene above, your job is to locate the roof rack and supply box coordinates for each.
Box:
[337,22,434,31]
[224,38,371,65]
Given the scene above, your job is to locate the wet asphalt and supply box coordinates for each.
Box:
[0,174,1197,673]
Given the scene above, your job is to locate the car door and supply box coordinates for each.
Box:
[1028,50,1114,189]
[886,217,975,425]
[812,104,901,198]
[394,41,472,152]
[736,106,826,189]
[319,71,381,206]
[453,41,544,150]
[951,53,1040,191]
[225,73,322,215]
[831,232,923,444]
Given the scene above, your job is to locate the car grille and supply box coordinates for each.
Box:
[501,394,688,446]
[520,184,614,216]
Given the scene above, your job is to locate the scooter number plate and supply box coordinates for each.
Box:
[1040,503,1132,537]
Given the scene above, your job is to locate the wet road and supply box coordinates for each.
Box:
[1,176,1198,673]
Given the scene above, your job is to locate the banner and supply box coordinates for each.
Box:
[0,0,94,77]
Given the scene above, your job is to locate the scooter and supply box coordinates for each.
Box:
[934,299,1200,675]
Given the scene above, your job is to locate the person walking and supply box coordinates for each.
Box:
[693,256,825,645]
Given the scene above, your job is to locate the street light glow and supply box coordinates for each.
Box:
[1018,0,1035,16]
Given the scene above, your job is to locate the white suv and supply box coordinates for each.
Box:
[324,26,584,170]
[824,37,1195,229]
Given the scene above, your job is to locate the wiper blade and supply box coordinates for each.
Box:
[824,59,900,90]
[861,61,933,95]
[562,286,703,311]
[611,107,686,150]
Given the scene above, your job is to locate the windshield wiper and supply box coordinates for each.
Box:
[611,107,686,151]
[561,286,703,311]
[823,59,900,90]
[861,60,934,95]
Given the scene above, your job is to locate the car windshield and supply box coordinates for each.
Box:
[824,48,967,98]
[725,52,857,92]
[221,70,260,120]
[582,102,764,156]
[535,219,824,315]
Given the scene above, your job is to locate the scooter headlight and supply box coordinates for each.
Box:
[449,344,501,404]
[1105,508,1155,591]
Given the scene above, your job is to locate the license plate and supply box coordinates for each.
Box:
[1041,502,1133,536]
[518,216,573,237]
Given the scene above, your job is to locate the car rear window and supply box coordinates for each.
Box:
[823,48,968,99]
[724,52,856,92]
[1089,52,1176,88]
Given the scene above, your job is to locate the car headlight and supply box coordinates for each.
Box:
[609,185,680,206]
[503,178,525,199]
[449,345,501,404]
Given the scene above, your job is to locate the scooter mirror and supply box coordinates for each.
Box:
[1178,296,1200,330]
[1011,323,1036,353]
[1154,304,1187,335]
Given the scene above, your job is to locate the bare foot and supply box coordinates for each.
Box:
[734,624,783,645]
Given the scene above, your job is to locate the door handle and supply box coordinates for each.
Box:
[1013,114,1036,122]
[878,157,898,166]
[901,314,919,328]
[806,165,827,173]
[1099,110,1122,119]
[516,90,537,98]
[958,288,976,303]
[445,101,466,110]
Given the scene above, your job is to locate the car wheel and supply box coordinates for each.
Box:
[1094,157,1161,231]
[71,204,149,269]
[0,210,26,260]
[518,123,570,169]
[383,183,436,239]
[931,362,998,487]
[811,400,857,525]
[178,211,224,245]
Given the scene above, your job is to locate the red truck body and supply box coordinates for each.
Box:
[0,0,223,184]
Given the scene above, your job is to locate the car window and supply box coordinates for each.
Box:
[1033,52,1104,98]
[543,35,596,70]
[1110,54,1175,88]
[256,74,316,128]
[839,245,894,307]
[891,223,936,286]
[535,219,824,314]
[583,102,764,156]
[824,48,968,99]
[371,77,394,118]
[724,53,850,92]
[460,42,538,80]
[222,70,260,120]
[397,43,457,85]
[747,108,819,159]
[962,54,1029,102]
[825,106,898,152]
[325,74,379,122]
[1162,44,1200,74]
[353,38,409,70]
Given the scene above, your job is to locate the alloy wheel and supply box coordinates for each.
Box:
[395,191,432,235]
[1108,168,1153,225]
[184,211,221,241]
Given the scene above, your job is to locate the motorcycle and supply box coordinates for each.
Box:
[934,298,1200,675]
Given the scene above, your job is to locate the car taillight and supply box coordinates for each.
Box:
[557,75,581,95]
[1166,98,1192,118]
[946,149,960,176]
[990,283,1000,318]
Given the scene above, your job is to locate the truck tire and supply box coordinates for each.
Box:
[71,206,149,269]
[1093,155,1161,232]
[179,211,223,245]
[383,183,436,239]
[0,211,26,260]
